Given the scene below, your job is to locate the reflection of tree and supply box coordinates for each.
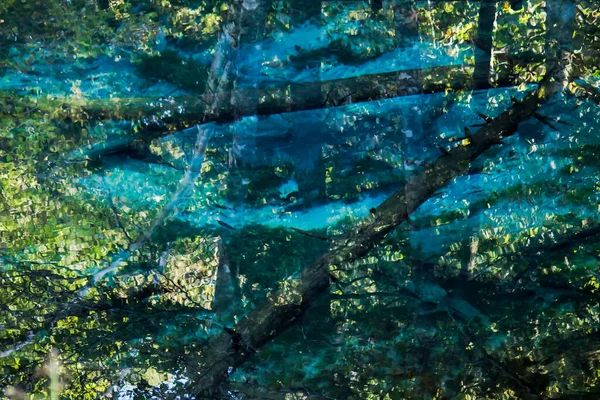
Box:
[473,0,496,89]
[1,0,598,399]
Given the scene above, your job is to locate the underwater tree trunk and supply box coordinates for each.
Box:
[472,0,497,90]
[186,69,571,396]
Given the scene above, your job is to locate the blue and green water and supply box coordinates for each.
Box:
[1,0,599,398]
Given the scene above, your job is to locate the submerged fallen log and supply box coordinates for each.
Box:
[185,68,569,395]
[2,64,469,124]
[5,64,474,159]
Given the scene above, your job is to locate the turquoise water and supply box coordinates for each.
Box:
[1,1,600,399]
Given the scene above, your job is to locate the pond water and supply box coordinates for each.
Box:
[1,0,600,399]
